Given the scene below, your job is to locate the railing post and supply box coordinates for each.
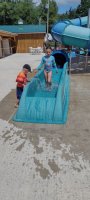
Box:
[69,54,72,75]
[85,52,88,70]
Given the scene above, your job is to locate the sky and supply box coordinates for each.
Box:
[34,0,81,14]
[56,0,81,14]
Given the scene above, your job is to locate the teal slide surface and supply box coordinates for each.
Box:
[51,16,90,48]
[13,51,70,124]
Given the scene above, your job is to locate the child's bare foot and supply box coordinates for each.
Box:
[14,101,19,108]
[14,103,18,108]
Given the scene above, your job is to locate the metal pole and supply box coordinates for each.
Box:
[85,8,90,70]
[87,8,90,28]
[46,0,49,40]
[69,54,72,75]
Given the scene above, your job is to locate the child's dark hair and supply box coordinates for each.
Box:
[23,64,31,72]
[46,46,52,50]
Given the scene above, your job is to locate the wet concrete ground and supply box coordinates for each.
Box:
[0,54,90,200]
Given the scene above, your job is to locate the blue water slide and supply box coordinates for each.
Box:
[13,50,70,124]
[51,16,90,48]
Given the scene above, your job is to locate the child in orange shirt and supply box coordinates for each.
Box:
[15,64,31,108]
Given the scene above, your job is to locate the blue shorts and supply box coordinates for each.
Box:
[16,87,23,100]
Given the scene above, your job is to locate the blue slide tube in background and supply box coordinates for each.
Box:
[51,16,90,48]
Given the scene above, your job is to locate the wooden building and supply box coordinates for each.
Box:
[0,24,46,55]
[0,30,17,58]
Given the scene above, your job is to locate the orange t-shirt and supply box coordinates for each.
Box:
[16,71,28,88]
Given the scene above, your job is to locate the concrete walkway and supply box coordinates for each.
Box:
[0,53,44,101]
[0,54,90,200]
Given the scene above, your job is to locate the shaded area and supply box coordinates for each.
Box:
[0,89,16,121]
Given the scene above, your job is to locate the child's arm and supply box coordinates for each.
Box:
[16,75,24,84]
[36,57,44,70]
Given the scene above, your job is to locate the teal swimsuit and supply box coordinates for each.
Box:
[40,55,57,72]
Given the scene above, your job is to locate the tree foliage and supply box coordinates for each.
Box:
[0,0,58,25]
[0,0,90,27]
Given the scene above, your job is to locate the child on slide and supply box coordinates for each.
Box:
[36,47,58,88]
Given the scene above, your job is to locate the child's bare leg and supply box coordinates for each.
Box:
[15,99,19,108]
[44,70,48,86]
[16,99,19,105]
[47,71,52,85]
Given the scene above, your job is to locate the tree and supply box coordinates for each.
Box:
[0,0,36,24]
[76,0,90,17]
[0,2,18,24]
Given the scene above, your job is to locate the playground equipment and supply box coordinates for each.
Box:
[51,15,90,73]
[13,50,69,124]
[51,16,90,49]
